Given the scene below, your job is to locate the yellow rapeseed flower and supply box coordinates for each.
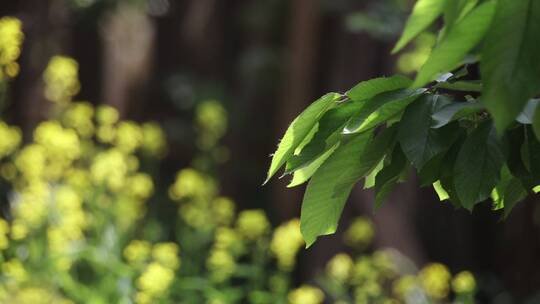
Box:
[0,17,24,67]
[212,197,235,226]
[127,173,154,199]
[418,263,451,300]
[114,121,143,153]
[43,56,80,104]
[96,105,119,126]
[2,258,27,282]
[152,242,180,270]
[195,100,227,149]
[288,285,324,304]
[141,122,166,157]
[0,218,9,249]
[236,209,270,240]
[206,248,236,282]
[393,275,418,300]
[452,271,476,294]
[137,262,175,296]
[90,149,129,190]
[270,218,304,271]
[326,253,354,282]
[62,102,95,138]
[124,240,152,265]
[169,168,215,201]
[0,121,22,159]
[344,216,374,249]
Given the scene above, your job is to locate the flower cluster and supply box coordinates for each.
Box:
[43,56,80,104]
[313,217,478,304]
[0,16,23,79]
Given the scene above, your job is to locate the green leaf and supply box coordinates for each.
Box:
[443,0,478,30]
[286,100,364,173]
[265,93,339,184]
[392,0,447,53]
[374,146,408,208]
[433,180,450,201]
[413,1,496,87]
[344,88,426,134]
[491,166,527,218]
[346,75,412,102]
[434,80,482,92]
[431,101,484,128]
[334,126,398,194]
[364,160,384,189]
[516,99,540,125]
[398,95,459,169]
[480,0,540,132]
[417,151,446,187]
[453,121,505,210]
[287,143,339,188]
[300,132,372,247]
[534,101,540,141]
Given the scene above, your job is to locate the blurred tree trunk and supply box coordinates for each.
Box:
[272,0,321,221]
[100,4,155,118]
[17,0,71,135]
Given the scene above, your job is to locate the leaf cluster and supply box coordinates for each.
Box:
[266,0,540,247]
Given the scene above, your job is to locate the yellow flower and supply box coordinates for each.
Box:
[169,168,215,201]
[15,144,46,181]
[344,216,374,249]
[114,121,143,153]
[195,100,227,149]
[137,262,175,296]
[34,120,81,162]
[124,240,152,265]
[206,248,236,282]
[4,287,73,304]
[62,101,95,138]
[96,105,119,125]
[10,219,28,240]
[288,285,324,304]
[393,275,418,300]
[43,56,80,104]
[13,182,50,228]
[152,242,180,270]
[0,218,9,249]
[212,197,235,226]
[419,263,451,300]
[0,17,24,67]
[127,173,154,199]
[372,250,396,278]
[2,258,27,282]
[90,149,128,190]
[141,122,167,157]
[236,209,270,240]
[270,218,304,271]
[452,271,476,294]
[0,121,22,159]
[351,257,378,285]
[326,253,353,282]
[214,227,243,254]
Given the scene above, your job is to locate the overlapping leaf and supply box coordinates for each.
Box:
[481,0,540,132]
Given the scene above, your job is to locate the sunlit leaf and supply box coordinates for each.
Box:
[300,132,372,247]
[392,0,447,53]
[344,88,426,134]
[265,93,339,184]
[413,1,496,87]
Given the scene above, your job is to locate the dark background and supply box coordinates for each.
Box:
[1,0,539,301]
